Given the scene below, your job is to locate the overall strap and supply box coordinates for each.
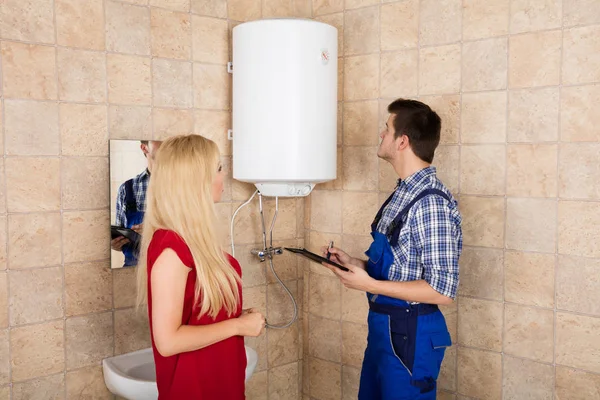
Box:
[388,189,450,246]
[370,190,397,232]
[124,179,138,213]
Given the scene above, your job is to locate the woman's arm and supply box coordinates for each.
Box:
[150,248,264,357]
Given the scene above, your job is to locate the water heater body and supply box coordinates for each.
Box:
[231,19,338,197]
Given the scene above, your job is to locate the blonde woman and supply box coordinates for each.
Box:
[137,134,265,399]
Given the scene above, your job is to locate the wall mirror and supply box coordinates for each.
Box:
[109,140,162,269]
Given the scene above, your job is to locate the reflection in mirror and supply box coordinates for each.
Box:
[109,140,162,269]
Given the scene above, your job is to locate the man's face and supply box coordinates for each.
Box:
[377,114,400,161]
[141,141,162,171]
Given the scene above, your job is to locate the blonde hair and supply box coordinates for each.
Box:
[136,134,241,318]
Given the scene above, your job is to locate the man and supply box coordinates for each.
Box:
[111,140,161,267]
[323,99,462,399]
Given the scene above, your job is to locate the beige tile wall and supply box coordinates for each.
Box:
[3,0,600,399]
[0,0,310,399]
[303,0,600,399]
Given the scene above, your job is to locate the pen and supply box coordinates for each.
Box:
[326,241,333,260]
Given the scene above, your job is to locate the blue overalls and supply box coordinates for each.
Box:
[359,189,453,400]
[122,179,144,267]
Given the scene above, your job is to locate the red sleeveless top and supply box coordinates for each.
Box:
[147,229,246,399]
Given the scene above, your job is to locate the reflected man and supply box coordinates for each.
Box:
[111,140,162,267]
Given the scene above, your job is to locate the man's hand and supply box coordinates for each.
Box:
[320,246,366,271]
[111,237,129,251]
[323,262,376,292]
[319,244,372,291]
[132,224,143,234]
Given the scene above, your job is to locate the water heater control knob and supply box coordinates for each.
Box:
[288,185,296,195]
[301,185,311,196]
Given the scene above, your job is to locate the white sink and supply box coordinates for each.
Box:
[102,345,258,400]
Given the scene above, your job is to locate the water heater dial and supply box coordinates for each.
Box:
[287,184,310,196]
[255,183,316,197]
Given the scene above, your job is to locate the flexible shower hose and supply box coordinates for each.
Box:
[231,190,298,329]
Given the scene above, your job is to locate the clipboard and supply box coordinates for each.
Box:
[284,247,350,272]
[111,225,141,244]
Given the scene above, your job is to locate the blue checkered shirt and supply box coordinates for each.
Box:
[376,166,462,299]
[115,169,149,227]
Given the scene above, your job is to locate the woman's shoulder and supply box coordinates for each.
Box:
[152,228,181,241]
[149,229,194,268]
[150,229,186,248]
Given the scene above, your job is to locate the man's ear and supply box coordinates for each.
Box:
[396,134,410,152]
[140,143,149,158]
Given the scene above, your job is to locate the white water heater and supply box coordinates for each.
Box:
[231,19,338,197]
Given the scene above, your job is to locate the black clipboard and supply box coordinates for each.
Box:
[284,247,350,272]
[111,225,141,244]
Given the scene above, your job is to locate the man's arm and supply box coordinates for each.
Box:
[115,184,127,227]
[111,184,129,252]
[328,195,460,306]
[369,279,454,305]
[371,195,460,304]
[326,263,455,305]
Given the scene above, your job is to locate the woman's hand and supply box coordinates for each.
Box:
[236,308,266,337]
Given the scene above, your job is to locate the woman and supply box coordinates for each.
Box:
[136,134,265,399]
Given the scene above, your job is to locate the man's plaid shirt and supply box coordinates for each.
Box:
[376,166,462,299]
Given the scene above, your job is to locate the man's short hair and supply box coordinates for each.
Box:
[388,99,441,163]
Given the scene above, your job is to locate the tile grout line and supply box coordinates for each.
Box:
[0,95,227,110]
[50,0,70,396]
[455,0,464,396]
[6,258,111,273]
[500,0,511,398]
[553,2,566,397]
[190,1,197,141]
[0,36,217,63]
[337,1,347,398]
[270,183,600,201]
[447,340,600,377]
[102,0,120,380]
[0,15,13,397]
[3,13,599,53]
[3,77,599,110]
